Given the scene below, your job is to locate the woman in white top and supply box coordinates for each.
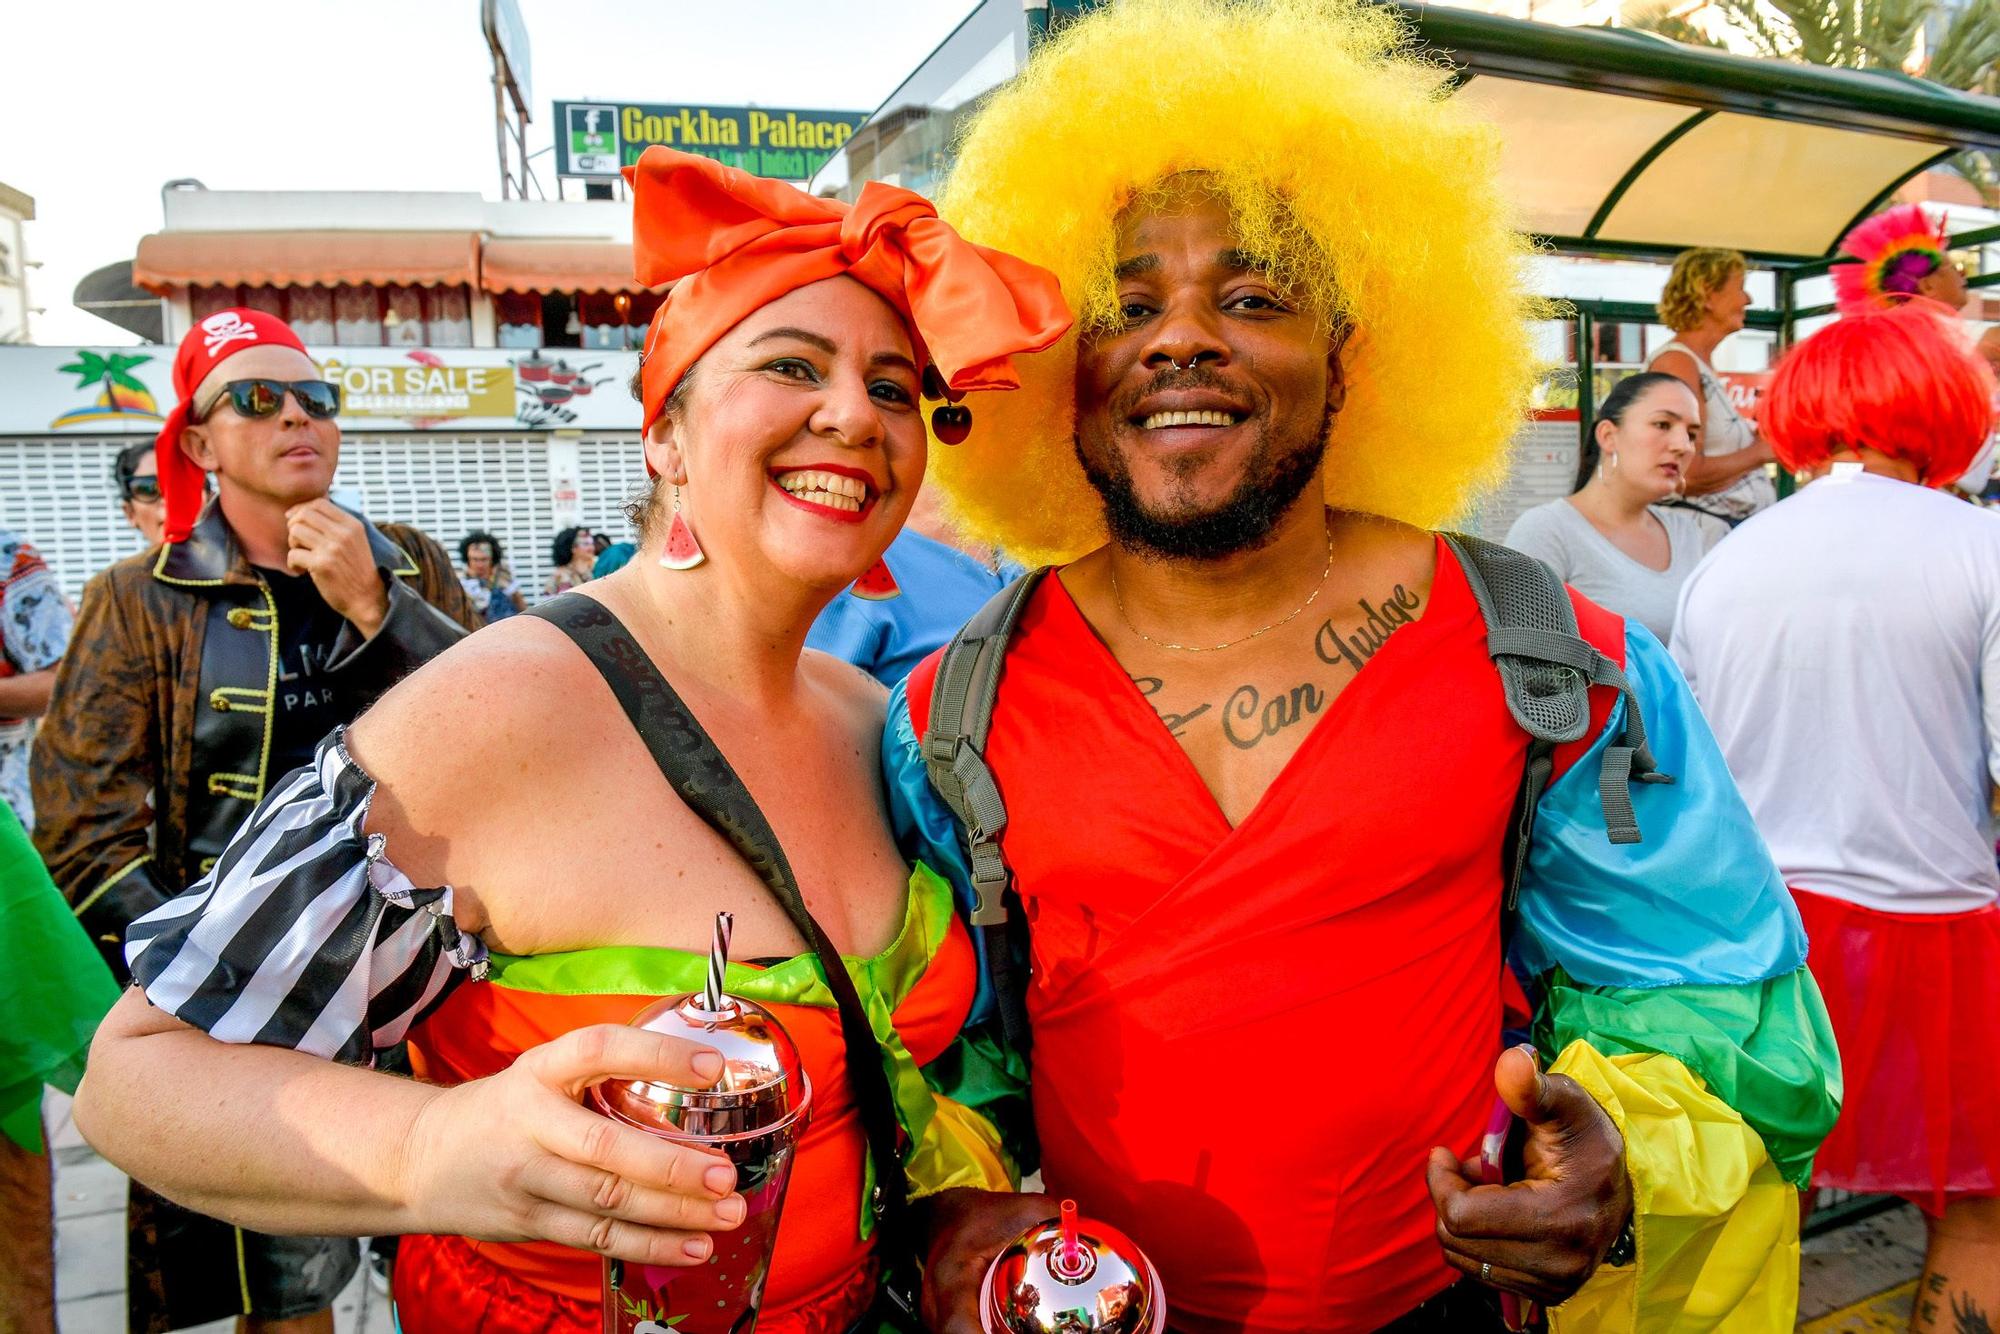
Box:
[1671,301,2000,1318]
[1503,371,1718,643]
[1648,248,1776,522]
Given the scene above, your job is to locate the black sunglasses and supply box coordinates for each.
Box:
[121,475,163,504]
[197,378,341,422]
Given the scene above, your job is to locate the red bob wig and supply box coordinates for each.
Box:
[1761,300,1995,487]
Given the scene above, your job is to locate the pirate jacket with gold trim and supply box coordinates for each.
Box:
[31,501,479,977]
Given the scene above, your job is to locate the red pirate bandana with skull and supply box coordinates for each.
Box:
[154,308,313,543]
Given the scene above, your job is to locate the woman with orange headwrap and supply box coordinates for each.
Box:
[70,146,1069,1334]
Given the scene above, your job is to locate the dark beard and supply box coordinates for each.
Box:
[1076,407,1329,561]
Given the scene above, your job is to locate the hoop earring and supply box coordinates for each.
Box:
[659,485,706,570]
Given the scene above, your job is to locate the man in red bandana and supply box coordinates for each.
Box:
[32,308,478,1334]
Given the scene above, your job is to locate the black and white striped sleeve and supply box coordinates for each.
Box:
[126,729,486,1066]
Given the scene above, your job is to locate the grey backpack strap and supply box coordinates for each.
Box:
[922,567,1049,1061]
[923,568,1049,927]
[1442,534,1674,908]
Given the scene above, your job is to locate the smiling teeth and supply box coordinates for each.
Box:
[777,470,867,511]
[1142,410,1236,429]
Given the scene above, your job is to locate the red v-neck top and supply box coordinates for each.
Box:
[931,544,1583,1332]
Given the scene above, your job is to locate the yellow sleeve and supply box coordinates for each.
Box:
[1548,1040,1800,1333]
[904,1092,1017,1201]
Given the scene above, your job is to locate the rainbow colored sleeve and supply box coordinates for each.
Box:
[1521,627,1841,1330]
[1546,1042,1804,1333]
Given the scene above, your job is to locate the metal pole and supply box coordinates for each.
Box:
[1774,267,1796,500]
[513,113,541,199]
[1776,267,1796,354]
[1025,0,1050,49]
[494,70,512,200]
[1575,309,1596,459]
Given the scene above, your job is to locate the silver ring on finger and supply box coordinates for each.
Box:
[1480,1262,1491,1284]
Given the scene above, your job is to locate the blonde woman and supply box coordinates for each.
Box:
[1647,247,1777,522]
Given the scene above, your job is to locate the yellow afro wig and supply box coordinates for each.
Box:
[931,0,1545,565]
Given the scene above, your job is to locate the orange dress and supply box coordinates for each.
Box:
[391,866,978,1334]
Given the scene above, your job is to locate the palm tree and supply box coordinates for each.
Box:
[57,350,155,414]
[1625,0,2000,196]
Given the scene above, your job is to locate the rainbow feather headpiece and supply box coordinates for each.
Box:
[1832,205,1948,315]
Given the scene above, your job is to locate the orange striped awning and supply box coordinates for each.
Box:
[480,238,649,295]
[133,231,480,293]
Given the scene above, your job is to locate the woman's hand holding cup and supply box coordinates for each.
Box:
[399,1023,747,1264]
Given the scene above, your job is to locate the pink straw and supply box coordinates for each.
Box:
[1058,1199,1082,1274]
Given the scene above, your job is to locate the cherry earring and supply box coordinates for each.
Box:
[931,405,973,445]
[659,486,706,570]
[923,365,974,445]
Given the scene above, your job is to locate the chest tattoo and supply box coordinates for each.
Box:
[1133,674,1212,738]
[1314,584,1422,673]
[1222,681,1327,750]
[1132,582,1423,749]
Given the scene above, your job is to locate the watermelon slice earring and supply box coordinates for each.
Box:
[659,486,706,570]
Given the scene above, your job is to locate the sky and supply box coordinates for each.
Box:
[2,0,976,345]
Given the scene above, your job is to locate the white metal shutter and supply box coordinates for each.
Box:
[573,434,649,549]
[0,432,658,606]
[0,436,153,601]
[331,433,558,597]
[1458,417,1583,543]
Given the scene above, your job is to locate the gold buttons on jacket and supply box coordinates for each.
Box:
[208,690,230,712]
[226,608,255,630]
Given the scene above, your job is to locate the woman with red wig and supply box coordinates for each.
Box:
[1672,300,2000,1325]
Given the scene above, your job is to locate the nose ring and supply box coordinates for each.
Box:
[1169,357,1191,372]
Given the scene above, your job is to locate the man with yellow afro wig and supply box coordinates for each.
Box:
[882,1,1839,1330]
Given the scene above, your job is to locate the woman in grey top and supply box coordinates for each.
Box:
[1505,372,1723,642]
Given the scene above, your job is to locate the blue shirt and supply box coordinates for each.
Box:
[807,529,1016,686]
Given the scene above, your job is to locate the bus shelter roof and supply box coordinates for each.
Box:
[1403,2,2000,264]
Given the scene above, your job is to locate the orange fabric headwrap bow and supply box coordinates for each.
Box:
[625,147,1071,441]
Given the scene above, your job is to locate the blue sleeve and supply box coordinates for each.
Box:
[882,679,995,1022]
[807,598,896,685]
[1513,623,1807,990]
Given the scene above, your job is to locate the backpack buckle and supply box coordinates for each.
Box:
[968,858,1010,927]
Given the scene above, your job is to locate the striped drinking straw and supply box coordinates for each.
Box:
[704,910,733,1013]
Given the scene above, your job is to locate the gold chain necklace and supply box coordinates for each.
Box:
[1110,518,1333,653]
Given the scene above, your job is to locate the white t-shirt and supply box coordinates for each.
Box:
[1670,468,2000,912]
[1503,499,1719,643]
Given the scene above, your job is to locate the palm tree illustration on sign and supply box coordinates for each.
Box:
[52,350,163,429]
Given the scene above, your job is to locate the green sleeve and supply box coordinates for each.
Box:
[0,800,120,1151]
[1535,963,1841,1188]
[920,1025,1038,1179]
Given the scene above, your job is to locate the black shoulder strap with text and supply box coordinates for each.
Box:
[525,594,916,1287]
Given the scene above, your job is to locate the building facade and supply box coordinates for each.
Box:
[0,186,664,602]
[0,183,34,345]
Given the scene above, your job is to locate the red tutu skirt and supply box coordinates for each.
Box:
[1796,888,2000,1215]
